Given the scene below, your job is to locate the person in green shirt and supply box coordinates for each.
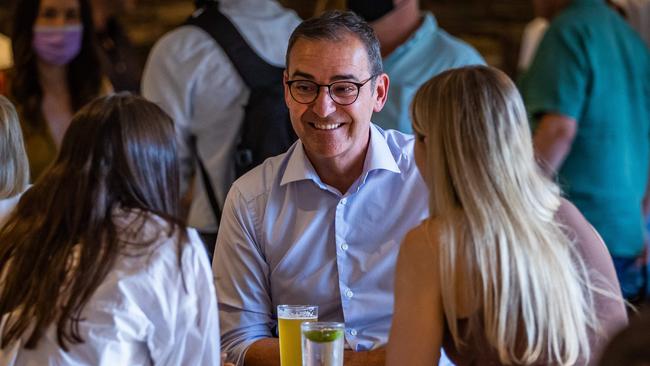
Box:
[519,0,650,304]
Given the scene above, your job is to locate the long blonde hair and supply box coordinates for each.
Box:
[0,95,29,199]
[411,66,598,364]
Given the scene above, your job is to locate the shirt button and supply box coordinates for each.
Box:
[340,198,347,205]
[350,328,358,336]
[341,243,349,251]
[346,289,354,298]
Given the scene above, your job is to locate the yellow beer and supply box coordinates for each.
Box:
[277,305,318,366]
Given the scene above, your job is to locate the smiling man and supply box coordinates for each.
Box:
[213,11,429,366]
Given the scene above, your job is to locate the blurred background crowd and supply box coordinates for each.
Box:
[0,0,570,80]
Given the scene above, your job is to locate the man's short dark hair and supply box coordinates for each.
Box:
[286,10,383,78]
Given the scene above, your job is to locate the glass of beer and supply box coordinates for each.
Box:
[278,305,318,366]
[301,322,344,366]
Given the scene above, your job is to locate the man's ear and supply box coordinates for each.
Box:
[283,71,291,106]
[373,73,390,113]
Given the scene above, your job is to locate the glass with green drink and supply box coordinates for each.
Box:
[278,305,318,366]
[301,322,344,366]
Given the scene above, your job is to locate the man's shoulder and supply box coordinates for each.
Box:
[419,12,483,66]
[149,25,222,62]
[229,146,295,203]
[545,3,611,39]
[431,28,485,66]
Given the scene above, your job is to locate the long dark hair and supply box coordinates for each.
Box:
[0,93,187,350]
[9,0,103,125]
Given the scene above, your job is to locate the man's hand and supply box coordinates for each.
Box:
[532,113,577,176]
[222,351,235,366]
[244,338,280,366]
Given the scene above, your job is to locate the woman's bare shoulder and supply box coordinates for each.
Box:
[556,198,603,245]
[400,218,441,267]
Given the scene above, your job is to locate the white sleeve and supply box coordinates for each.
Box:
[147,229,221,366]
[213,186,274,365]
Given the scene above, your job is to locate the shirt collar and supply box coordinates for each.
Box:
[280,124,401,187]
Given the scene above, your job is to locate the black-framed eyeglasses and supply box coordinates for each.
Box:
[285,75,377,106]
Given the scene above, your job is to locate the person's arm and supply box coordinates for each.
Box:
[386,223,443,366]
[555,199,628,336]
[141,35,195,197]
[532,113,577,176]
[243,338,280,366]
[214,186,275,366]
[643,162,650,217]
[519,23,588,177]
[244,339,385,366]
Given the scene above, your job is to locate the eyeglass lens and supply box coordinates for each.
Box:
[290,80,360,105]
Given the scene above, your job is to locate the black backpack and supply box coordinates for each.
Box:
[185,2,297,224]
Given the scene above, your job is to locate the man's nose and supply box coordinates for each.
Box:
[311,87,337,118]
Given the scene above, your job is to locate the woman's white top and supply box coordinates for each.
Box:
[0,211,220,366]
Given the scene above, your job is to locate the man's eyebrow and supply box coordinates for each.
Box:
[330,74,359,82]
[289,71,360,82]
[290,70,315,80]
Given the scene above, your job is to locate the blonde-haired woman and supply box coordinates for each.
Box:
[0,96,29,226]
[387,66,627,365]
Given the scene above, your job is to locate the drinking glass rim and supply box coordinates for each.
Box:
[301,321,345,330]
[277,304,318,319]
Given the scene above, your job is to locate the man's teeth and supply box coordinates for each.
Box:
[313,123,342,130]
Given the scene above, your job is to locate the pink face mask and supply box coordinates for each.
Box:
[32,24,83,66]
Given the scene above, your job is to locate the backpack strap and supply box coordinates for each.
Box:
[189,135,222,228]
[183,3,288,229]
[186,2,284,89]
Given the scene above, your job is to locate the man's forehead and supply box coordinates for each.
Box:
[286,36,371,81]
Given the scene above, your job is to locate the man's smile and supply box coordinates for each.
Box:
[310,122,343,130]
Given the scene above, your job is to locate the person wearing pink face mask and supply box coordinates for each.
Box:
[0,0,109,182]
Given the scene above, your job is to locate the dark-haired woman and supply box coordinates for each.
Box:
[0,94,220,365]
[0,0,109,181]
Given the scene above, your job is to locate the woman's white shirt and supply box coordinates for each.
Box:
[0,212,220,366]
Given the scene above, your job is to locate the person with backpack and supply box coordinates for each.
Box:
[141,0,301,255]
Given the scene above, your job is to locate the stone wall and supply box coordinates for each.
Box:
[0,0,534,76]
